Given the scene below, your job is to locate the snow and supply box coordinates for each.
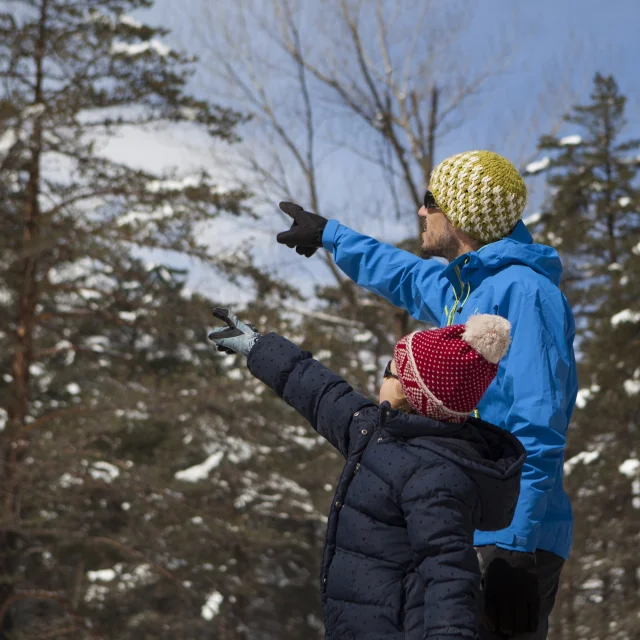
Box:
[111,40,171,57]
[315,349,332,361]
[619,196,632,207]
[119,564,154,590]
[611,309,640,327]
[225,438,254,464]
[625,379,640,396]
[582,577,604,590]
[608,262,622,271]
[180,107,200,121]
[201,591,224,620]
[546,231,563,246]
[59,473,84,488]
[559,135,582,146]
[118,311,138,322]
[558,135,582,147]
[146,176,201,192]
[564,450,600,476]
[29,363,45,376]
[66,383,81,395]
[85,335,111,352]
[89,461,120,483]
[632,241,640,256]
[55,340,76,365]
[49,258,94,285]
[174,452,224,482]
[0,104,46,159]
[117,206,174,227]
[115,408,149,420]
[121,502,131,511]
[119,15,143,29]
[0,129,17,154]
[0,408,7,431]
[88,568,117,583]
[632,480,640,510]
[269,474,309,498]
[575,384,600,409]
[619,459,640,478]
[79,288,102,300]
[85,9,111,25]
[523,212,542,226]
[23,104,46,119]
[525,157,550,174]
[353,331,374,343]
[234,472,312,514]
[290,434,322,450]
[86,563,155,598]
[624,369,640,396]
[283,426,322,450]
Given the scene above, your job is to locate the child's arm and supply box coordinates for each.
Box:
[247,332,376,458]
[401,461,480,640]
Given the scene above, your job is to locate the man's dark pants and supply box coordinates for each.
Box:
[477,547,565,640]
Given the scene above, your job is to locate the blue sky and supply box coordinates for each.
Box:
[119,0,640,304]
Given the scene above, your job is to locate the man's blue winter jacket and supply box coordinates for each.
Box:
[322,219,578,560]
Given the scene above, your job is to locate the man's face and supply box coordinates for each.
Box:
[418,200,457,260]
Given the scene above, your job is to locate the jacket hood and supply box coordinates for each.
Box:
[379,403,527,531]
[447,221,563,291]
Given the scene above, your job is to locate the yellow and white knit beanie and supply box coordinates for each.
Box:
[429,150,528,244]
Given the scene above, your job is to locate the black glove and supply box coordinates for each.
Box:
[276,201,328,258]
[482,548,539,635]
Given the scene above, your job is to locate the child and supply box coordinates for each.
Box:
[209,309,526,640]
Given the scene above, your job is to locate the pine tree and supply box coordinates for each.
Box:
[0,0,271,636]
[527,73,640,640]
[0,4,341,635]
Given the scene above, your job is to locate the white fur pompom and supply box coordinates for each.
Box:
[462,314,512,364]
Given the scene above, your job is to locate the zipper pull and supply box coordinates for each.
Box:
[354,463,361,476]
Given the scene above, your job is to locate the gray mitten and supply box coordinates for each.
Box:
[208,308,260,358]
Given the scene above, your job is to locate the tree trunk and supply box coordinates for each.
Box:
[1,1,48,634]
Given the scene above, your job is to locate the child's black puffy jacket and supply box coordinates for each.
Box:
[248,333,526,640]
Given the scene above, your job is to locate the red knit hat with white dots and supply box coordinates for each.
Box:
[393,315,512,422]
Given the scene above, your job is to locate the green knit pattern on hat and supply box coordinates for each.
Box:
[429,150,528,244]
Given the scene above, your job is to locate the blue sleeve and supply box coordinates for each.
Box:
[247,333,376,458]
[322,220,449,326]
[402,464,480,640]
[492,289,576,553]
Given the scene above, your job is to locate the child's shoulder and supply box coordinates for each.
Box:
[389,437,476,495]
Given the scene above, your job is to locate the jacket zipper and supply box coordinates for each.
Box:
[443,262,481,419]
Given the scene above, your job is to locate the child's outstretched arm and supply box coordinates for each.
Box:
[401,461,481,640]
[208,309,375,458]
[247,332,376,457]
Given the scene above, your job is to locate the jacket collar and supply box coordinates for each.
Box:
[379,402,465,438]
[442,221,534,296]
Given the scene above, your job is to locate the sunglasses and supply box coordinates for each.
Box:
[383,360,399,380]
[423,190,439,209]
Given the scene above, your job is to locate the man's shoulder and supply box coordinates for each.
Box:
[483,264,564,302]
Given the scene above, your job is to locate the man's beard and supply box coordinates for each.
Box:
[420,228,458,262]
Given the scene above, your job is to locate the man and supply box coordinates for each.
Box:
[276,150,578,640]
